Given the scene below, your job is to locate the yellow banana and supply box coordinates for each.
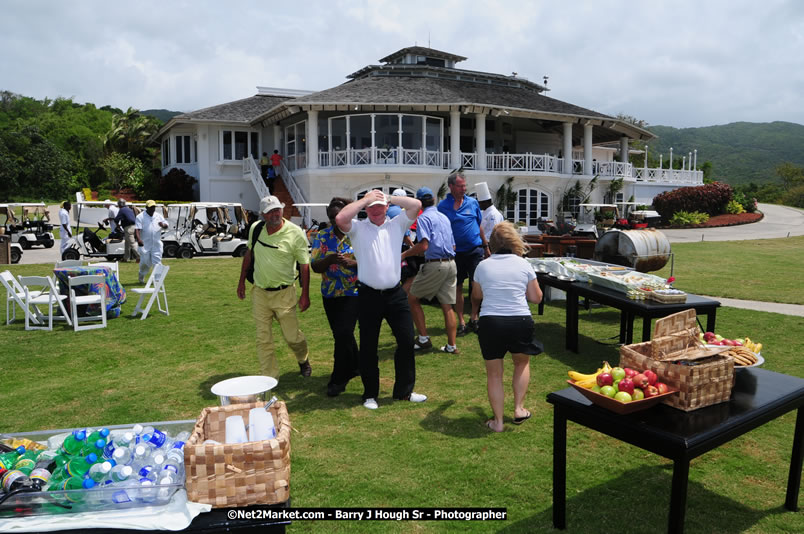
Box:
[753,343,762,353]
[574,377,598,389]
[601,361,612,374]
[568,368,602,381]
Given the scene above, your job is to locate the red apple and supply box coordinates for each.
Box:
[596,373,613,387]
[655,382,669,394]
[703,331,716,342]
[623,367,637,378]
[617,378,635,395]
[632,373,650,389]
[643,369,657,386]
[643,385,659,398]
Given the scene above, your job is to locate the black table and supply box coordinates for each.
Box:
[547,367,804,533]
[536,274,721,352]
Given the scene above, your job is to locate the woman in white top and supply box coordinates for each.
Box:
[471,222,543,432]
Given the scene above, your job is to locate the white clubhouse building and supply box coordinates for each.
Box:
[154,46,702,225]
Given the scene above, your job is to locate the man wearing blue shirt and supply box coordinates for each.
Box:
[437,171,489,336]
[403,187,459,354]
[113,199,139,263]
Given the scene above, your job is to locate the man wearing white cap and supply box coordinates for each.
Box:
[335,189,427,410]
[237,195,312,379]
[135,200,168,284]
[476,182,504,239]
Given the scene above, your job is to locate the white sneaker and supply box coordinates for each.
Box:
[363,398,378,410]
[407,392,427,403]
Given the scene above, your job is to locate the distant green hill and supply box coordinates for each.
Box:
[647,121,804,185]
[141,109,182,123]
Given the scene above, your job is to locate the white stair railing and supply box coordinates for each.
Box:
[243,156,271,200]
[278,160,311,228]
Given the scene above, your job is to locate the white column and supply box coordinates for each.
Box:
[273,124,281,153]
[669,147,673,169]
[195,125,209,202]
[583,123,593,176]
[475,113,486,170]
[693,149,697,170]
[682,156,686,170]
[688,152,692,171]
[450,110,461,168]
[644,145,648,169]
[307,110,319,169]
[659,154,663,169]
[370,114,376,165]
[620,136,629,164]
[563,122,573,174]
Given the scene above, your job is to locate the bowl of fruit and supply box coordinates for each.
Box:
[567,362,678,415]
[700,332,764,367]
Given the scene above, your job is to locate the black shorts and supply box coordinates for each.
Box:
[455,246,484,286]
[477,316,543,361]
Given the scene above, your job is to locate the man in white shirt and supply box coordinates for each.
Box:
[58,201,73,258]
[103,199,120,235]
[476,182,504,239]
[335,190,427,410]
[135,200,168,284]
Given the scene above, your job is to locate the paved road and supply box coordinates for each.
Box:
[662,203,804,243]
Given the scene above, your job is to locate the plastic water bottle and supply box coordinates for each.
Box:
[12,449,42,475]
[102,440,116,461]
[2,469,33,492]
[142,429,169,450]
[131,444,149,466]
[112,431,135,448]
[137,478,157,503]
[50,476,95,503]
[150,453,166,473]
[81,439,107,459]
[60,430,87,456]
[109,464,133,483]
[0,447,25,470]
[29,467,52,490]
[112,446,133,466]
[87,461,114,482]
[53,453,98,483]
[85,428,110,448]
[161,456,182,476]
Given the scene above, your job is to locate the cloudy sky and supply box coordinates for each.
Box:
[3,0,803,128]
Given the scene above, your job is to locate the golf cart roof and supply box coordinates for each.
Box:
[0,202,47,207]
[578,203,618,208]
[183,202,243,208]
[75,201,165,207]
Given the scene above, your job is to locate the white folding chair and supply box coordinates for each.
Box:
[1,270,42,325]
[130,264,170,320]
[87,261,120,279]
[55,260,85,268]
[68,274,107,331]
[17,275,73,331]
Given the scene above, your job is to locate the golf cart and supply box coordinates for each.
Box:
[169,203,250,259]
[0,203,55,249]
[61,201,164,261]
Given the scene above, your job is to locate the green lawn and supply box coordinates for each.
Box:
[655,236,804,305]
[0,256,802,533]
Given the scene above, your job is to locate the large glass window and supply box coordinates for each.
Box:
[220,130,258,161]
[330,117,346,150]
[285,120,306,156]
[176,135,192,164]
[401,116,422,149]
[375,115,399,149]
[350,115,371,149]
[162,139,170,167]
[425,118,441,151]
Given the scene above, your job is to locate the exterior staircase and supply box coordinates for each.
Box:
[271,177,300,219]
[243,156,309,226]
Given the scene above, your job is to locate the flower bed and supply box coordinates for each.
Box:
[659,211,763,229]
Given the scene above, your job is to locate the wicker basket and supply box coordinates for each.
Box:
[619,310,735,411]
[184,401,291,508]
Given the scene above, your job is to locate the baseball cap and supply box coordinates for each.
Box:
[103,199,112,205]
[416,186,434,200]
[145,200,156,208]
[259,195,285,213]
[391,188,407,197]
[117,199,127,207]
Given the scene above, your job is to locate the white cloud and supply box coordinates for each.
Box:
[2,0,803,127]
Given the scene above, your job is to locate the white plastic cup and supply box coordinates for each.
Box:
[248,408,277,442]
[224,415,248,444]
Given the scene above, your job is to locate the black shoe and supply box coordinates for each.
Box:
[413,337,432,351]
[456,324,468,337]
[299,360,312,377]
[327,382,346,397]
[467,319,479,333]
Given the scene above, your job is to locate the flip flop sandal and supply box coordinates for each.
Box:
[512,411,532,425]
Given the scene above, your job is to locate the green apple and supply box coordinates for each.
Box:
[632,388,645,401]
[591,385,602,393]
[611,367,626,381]
[614,391,633,403]
[600,385,617,398]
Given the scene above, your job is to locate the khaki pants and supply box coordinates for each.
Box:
[252,285,309,378]
[123,225,139,262]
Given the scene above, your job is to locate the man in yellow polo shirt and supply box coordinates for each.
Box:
[237,195,312,378]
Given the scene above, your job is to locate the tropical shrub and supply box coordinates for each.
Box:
[669,211,710,226]
[652,182,733,221]
[156,168,197,201]
[725,200,745,214]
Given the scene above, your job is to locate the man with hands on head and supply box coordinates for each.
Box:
[335,189,427,410]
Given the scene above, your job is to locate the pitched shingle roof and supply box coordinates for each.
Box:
[174,94,290,122]
[379,46,467,64]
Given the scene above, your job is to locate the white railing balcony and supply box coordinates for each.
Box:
[461,152,475,169]
[593,161,632,178]
[633,168,703,185]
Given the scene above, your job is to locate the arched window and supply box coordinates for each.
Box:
[506,188,551,226]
